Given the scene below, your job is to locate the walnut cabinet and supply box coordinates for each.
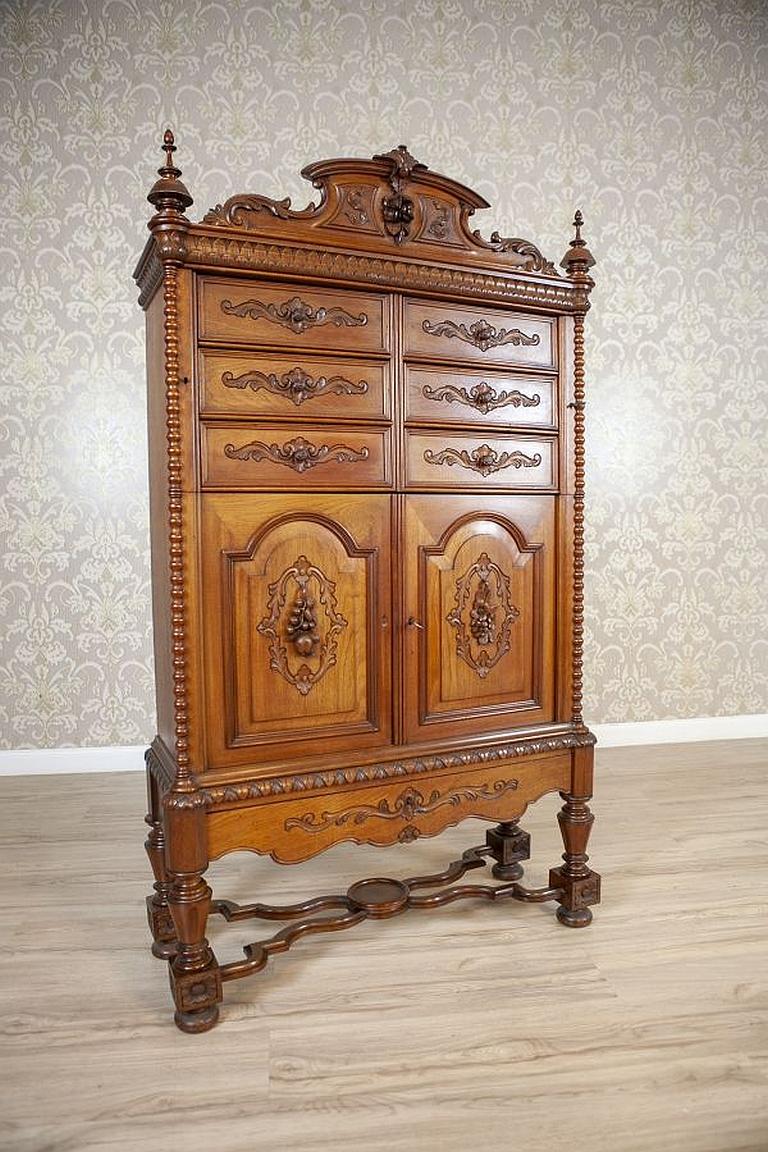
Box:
[135,134,600,1032]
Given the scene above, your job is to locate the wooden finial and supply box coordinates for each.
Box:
[147,126,193,217]
[161,128,177,173]
[560,207,595,278]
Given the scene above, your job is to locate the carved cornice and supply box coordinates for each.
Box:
[198,732,595,807]
[183,233,590,313]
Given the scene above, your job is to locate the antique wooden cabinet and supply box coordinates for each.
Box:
[134,131,600,1032]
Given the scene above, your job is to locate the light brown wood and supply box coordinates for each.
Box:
[402,494,556,742]
[135,139,600,1030]
[404,428,556,490]
[404,364,556,429]
[403,297,555,368]
[198,277,390,352]
[199,350,391,420]
[201,492,393,767]
[201,422,393,489]
[2,740,767,1151]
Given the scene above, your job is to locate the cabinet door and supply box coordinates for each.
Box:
[202,493,391,768]
[402,494,556,742]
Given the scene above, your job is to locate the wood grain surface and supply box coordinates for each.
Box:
[1,739,767,1152]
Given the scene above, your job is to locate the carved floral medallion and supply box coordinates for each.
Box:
[257,556,348,695]
[446,552,520,678]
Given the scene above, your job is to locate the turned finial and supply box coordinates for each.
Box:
[147,126,193,217]
[560,207,595,279]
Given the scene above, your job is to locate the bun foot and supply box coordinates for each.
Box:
[174,1004,220,1033]
[491,860,524,881]
[556,905,593,928]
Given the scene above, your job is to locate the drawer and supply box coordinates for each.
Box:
[198,277,389,353]
[202,423,392,489]
[199,352,390,421]
[404,298,554,369]
[405,365,555,429]
[405,430,556,491]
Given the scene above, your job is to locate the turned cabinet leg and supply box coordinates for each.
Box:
[144,754,177,959]
[549,791,601,927]
[167,869,222,1033]
[486,819,531,880]
[163,788,222,1033]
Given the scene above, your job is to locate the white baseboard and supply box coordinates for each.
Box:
[0,714,766,775]
[0,745,146,776]
[591,713,768,747]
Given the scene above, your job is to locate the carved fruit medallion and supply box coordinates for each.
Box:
[446,552,520,678]
[257,556,348,695]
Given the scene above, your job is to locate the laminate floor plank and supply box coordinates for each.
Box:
[1,739,766,1152]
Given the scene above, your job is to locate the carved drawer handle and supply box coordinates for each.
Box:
[224,435,369,473]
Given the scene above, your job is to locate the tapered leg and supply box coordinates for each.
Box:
[549,791,601,927]
[486,819,531,880]
[167,869,221,1033]
[163,788,222,1033]
[144,752,177,959]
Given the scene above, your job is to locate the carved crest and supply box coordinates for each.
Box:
[446,552,520,678]
[257,556,348,695]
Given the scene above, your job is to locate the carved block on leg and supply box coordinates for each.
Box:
[168,873,222,1033]
[550,791,600,928]
[486,820,531,881]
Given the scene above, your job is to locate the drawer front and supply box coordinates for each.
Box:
[405,430,556,491]
[405,365,556,430]
[202,423,392,489]
[404,298,554,369]
[199,278,389,353]
[200,352,390,421]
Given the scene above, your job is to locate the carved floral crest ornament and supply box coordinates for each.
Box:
[136,129,598,1033]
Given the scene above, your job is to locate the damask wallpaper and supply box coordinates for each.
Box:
[0,0,766,749]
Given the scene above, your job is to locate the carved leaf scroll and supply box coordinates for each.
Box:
[224,435,369,472]
[284,778,520,833]
[446,552,520,678]
[423,444,542,476]
[222,366,369,407]
[221,295,368,335]
[257,555,348,696]
[422,317,540,352]
[422,380,541,415]
[473,231,559,275]
[203,194,318,226]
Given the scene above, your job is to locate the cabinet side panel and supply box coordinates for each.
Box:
[146,290,174,749]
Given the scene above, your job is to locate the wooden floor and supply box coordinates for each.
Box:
[1,740,767,1152]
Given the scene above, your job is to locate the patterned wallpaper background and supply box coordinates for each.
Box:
[0,0,766,749]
